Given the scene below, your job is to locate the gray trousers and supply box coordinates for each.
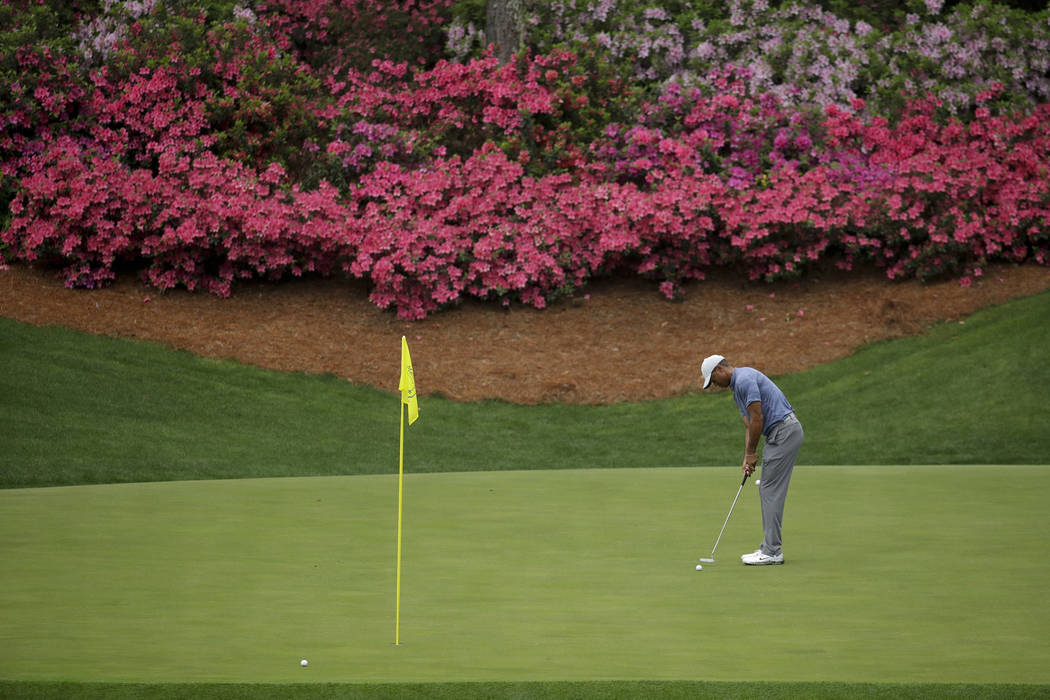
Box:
[759,413,804,557]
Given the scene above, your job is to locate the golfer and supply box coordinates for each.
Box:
[700,354,803,565]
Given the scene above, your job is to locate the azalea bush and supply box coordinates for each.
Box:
[2,0,1049,319]
[257,0,455,71]
[8,81,1048,318]
[0,1,89,232]
[516,0,1050,117]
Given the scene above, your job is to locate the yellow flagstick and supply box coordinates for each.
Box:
[395,336,418,646]
[395,399,405,645]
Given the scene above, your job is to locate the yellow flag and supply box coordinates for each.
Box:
[399,336,419,425]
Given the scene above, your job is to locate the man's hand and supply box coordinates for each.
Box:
[743,453,759,476]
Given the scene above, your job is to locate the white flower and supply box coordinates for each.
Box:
[233,6,257,24]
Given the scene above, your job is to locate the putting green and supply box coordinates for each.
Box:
[1,466,1047,684]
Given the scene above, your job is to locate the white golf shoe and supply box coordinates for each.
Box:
[741,549,784,565]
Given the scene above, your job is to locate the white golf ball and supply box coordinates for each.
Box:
[300,659,309,667]
[695,564,703,571]
[755,479,761,485]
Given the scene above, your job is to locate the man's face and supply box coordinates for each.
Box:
[710,365,731,388]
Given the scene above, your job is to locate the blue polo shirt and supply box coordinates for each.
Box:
[730,367,794,437]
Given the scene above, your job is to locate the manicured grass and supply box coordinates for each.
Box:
[3,290,1049,699]
[2,680,1047,699]
[2,290,1049,489]
[779,288,1050,464]
[2,467,1048,686]
[0,320,392,488]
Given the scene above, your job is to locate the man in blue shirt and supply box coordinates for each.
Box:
[700,354,804,565]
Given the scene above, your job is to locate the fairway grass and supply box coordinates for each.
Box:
[1,466,1047,685]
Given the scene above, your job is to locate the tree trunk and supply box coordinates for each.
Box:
[486,0,523,64]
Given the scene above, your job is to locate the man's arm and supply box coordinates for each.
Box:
[742,401,763,475]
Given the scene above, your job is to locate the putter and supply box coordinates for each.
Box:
[699,472,750,563]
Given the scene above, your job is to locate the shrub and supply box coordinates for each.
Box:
[1,0,1048,319]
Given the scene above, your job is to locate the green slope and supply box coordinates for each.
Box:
[2,290,1049,489]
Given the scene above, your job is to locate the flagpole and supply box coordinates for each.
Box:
[395,400,405,646]
[395,335,417,647]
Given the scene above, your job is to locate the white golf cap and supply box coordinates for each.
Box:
[700,354,725,389]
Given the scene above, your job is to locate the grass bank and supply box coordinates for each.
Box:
[2,291,1049,489]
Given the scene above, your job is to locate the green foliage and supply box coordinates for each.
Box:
[812,0,925,30]
[0,2,87,130]
[273,0,455,73]
[450,0,487,26]
[869,1,1050,120]
[507,0,1050,121]
[99,5,325,179]
[507,45,643,177]
[0,2,91,223]
[0,0,88,44]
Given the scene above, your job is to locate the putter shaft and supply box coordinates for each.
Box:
[708,473,750,558]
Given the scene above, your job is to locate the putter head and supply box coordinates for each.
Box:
[699,558,715,563]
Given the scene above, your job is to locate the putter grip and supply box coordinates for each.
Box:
[741,473,750,486]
